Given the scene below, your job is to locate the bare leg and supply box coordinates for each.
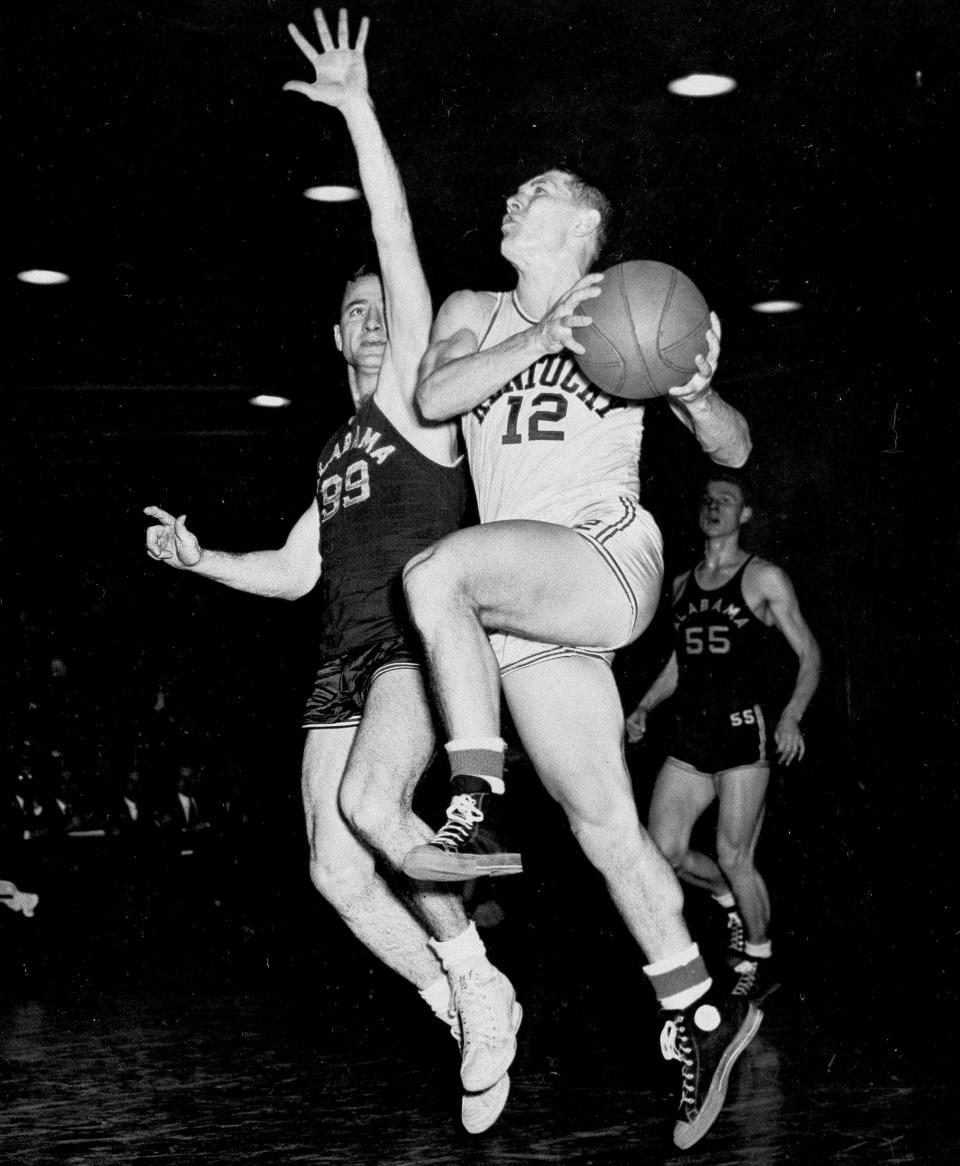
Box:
[503,655,691,964]
[302,721,443,988]
[338,668,473,942]
[648,760,729,896]
[715,767,771,944]
[403,520,645,739]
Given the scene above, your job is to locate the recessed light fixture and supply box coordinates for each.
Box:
[667,73,737,97]
[303,185,362,202]
[17,269,70,285]
[249,394,291,408]
[750,300,802,314]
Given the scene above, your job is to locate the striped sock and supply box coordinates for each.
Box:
[445,737,506,796]
[644,943,712,1011]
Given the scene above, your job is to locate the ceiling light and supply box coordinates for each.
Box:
[667,74,737,97]
[750,300,802,314]
[303,185,362,202]
[17,269,70,285]
[249,394,291,408]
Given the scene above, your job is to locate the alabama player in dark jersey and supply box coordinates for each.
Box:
[144,9,519,1134]
[627,471,821,1002]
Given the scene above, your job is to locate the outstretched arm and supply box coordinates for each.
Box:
[757,564,821,764]
[667,314,752,466]
[625,651,679,743]
[143,501,321,600]
[284,8,431,408]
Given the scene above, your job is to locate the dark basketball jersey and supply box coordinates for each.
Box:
[671,556,777,719]
[315,396,468,657]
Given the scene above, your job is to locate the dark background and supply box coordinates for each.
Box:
[2,0,955,1067]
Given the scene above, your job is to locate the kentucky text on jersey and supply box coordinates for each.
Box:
[317,423,396,479]
[471,354,631,423]
[674,596,751,630]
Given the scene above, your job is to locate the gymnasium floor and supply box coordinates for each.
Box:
[1,762,953,1165]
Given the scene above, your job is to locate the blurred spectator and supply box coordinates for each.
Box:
[0,879,39,918]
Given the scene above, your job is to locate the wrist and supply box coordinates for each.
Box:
[525,324,551,361]
[673,383,714,407]
[340,93,375,121]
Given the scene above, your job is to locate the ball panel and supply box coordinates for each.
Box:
[571,259,711,400]
[573,325,628,395]
[660,312,711,372]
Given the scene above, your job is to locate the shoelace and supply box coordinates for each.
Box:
[726,909,745,953]
[454,968,508,1046]
[660,1017,697,1109]
[730,958,758,997]
[432,794,484,851]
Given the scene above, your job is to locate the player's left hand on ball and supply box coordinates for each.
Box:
[774,713,805,765]
[668,311,721,403]
[283,8,370,108]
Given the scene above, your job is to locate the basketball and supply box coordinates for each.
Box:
[571,260,711,399]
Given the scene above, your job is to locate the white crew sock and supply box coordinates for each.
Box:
[419,975,454,1024]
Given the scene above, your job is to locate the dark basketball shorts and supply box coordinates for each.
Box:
[666,703,771,778]
[302,634,423,729]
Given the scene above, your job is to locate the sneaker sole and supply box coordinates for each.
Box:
[673,1003,764,1151]
[462,1073,511,1135]
[402,849,523,882]
[461,1002,523,1092]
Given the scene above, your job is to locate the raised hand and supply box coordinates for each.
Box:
[536,272,605,356]
[669,311,721,403]
[283,7,370,109]
[144,506,202,569]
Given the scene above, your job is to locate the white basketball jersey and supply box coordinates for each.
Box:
[463,291,646,525]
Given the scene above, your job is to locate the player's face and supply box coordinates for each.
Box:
[699,481,748,537]
[334,274,387,372]
[501,170,584,258]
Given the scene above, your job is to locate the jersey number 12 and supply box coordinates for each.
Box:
[501,393,567,445]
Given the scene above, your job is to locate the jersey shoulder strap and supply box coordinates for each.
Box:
[476,292,505,350]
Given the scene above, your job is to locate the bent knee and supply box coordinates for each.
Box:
[308,845,374,907]
[653,836,689,871]
[716,840,755,876]
[340,790,392,851]
[563,789,639,846]
[402,539,466,620]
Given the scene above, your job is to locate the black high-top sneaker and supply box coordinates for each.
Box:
[730,955,781,1004]
[659,994,763,1150]
[402,778,522,881]
[724,906,745,957]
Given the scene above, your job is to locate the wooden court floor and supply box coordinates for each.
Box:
[1,797,954,1165]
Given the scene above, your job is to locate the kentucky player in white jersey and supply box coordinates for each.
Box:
[401,167,762,1149]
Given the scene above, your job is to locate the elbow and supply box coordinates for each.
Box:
[713,431,752,469]
[290,564,322,600]
[417,379,448,422]
[279,554,321,600]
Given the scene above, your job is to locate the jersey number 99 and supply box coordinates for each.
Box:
[321,460,371,520]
